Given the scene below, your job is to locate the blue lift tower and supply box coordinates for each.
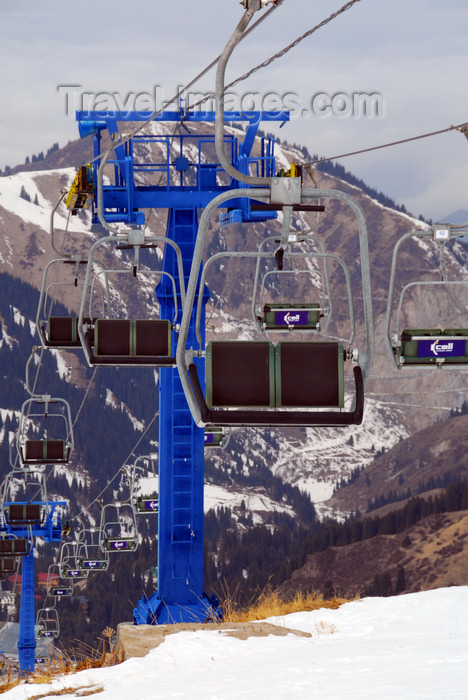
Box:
[1,499,66,673]
[75,108,288,623]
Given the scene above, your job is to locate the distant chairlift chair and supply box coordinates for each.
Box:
[252,233,333,334]
[130,455,159,515]
[386,224,468,369]
[16,395,74,467]
[36,255,108,350]
[77,527,110,571]
[78,230,186,367]
[99,502,138,552]
[2,468,49,526]
[36,606,60,639]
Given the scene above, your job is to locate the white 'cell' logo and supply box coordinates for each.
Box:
[430,340,453,356]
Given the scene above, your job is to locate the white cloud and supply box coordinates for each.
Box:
[0,0,466,220]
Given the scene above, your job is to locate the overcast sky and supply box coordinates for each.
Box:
[1,0,467,220]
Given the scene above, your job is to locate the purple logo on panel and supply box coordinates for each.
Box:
[143,500,158,511]
[275,310,309,326]
[418,338,466,358]
[111,540,133,550]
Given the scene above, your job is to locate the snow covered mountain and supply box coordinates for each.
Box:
[0,126,467,528]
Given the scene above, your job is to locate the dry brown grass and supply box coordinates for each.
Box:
[221,588,349,623]
[0,632,123,695]
[26,686,103,699]
[0,666,19,695]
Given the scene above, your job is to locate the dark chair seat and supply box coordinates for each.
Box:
[0,538,28,556]
[23,439,68,464]
[197,340,360,426]
[275,341,344,408]
[47,316,79,345]
[92,319,173,364]
[0,558,17,573]
[6,503,43,524]
[206,341,275,408]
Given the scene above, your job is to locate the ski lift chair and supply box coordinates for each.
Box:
[16,395,74,466]
[386,224,468,369]
[130,455,159,515]
[2,469,48,526]
[252,234,334,333]
[36,256,108,349]
[0,558,18,574]
[58,541,89,580]
[78,230,186,367]
[99,502,138,552]
[47,563,73,597]
[36,606,59,639]
[0,535,31,557]
[204,426,231,448]
[177,187,373,428]
[77,527,110,570]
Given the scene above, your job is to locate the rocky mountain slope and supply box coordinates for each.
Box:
[278,508,468,600]
[0,124,467,526]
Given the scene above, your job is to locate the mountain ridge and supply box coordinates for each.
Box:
[0,128,467,648]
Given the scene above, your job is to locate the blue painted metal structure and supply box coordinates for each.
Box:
[1,502,65,673]
[76,108,287,623]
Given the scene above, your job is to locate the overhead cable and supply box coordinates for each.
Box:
[187,0,362,112]
[81,1,280,169]
[68,410,159,522]
[222,0,362,93]
[305,121,468,166]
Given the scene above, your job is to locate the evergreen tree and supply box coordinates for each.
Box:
[20,185,31,202]
[395,566,406,594]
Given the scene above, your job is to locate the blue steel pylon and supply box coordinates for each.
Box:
[134,208,213,623]
[17,547,36,673]
[2,502,65,673]
[76,108,287,624]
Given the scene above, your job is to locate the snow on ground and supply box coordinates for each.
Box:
[50,349,72,382]
[0,169,93,234]
[204,483,295,522]
[4,587,468,699]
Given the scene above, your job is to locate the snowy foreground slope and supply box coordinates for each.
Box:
[6,588,468,700]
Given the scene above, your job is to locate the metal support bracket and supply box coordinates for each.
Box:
[270,177,302,205]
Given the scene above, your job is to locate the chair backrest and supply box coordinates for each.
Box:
[47,317,78,344]
[206,340,345,409]
[206,341,275,408]
[24,440,66,462]
[6,503,43,524]
[275,342,344,408]
[94,319,171,357]
[0,558,17,573]
[0,538,28,556]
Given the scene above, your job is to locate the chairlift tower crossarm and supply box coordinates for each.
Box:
[77,109,286,225]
